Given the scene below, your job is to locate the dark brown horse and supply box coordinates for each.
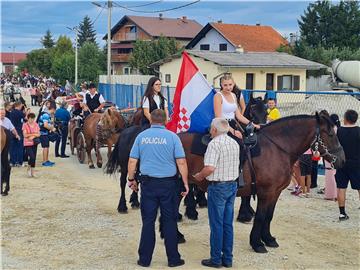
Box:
[180,111,345,253]
[1,127,11,196]
[83,108,126,169]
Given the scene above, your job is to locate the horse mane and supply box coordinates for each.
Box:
[100,108,113,128]
[259,114,315,131]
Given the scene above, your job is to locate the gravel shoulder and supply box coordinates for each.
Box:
[1,146,359,270]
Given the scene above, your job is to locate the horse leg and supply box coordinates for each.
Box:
[249,198,268,253]
[237,196,254,223]
[117,167,128,213]
[195,186,207,208]
[87,141,95,169]
[96,144,103,168]
[184,184,198,220]
[129,190,140,209]
[261,196,280,248]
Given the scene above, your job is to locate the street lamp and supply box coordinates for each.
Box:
[92,1,112,84]
[67,26,79,87]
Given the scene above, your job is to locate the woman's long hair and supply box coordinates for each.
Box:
[141,77,165,107]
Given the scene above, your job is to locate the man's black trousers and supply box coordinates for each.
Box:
[138,177,181,266]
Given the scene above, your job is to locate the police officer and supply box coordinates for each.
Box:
[128,109,189,268]
[82,83,105,114]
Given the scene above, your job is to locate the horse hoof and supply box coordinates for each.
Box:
[252,245,268,253]
[117,206,128,213]
[97,163,102,168]
[264,239,279,248]
[89,164,95,169]
[131,201,140,209]
[185,211,198,220]
[237,215,253,223]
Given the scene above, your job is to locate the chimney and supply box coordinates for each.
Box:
[217,20,223,23]
[159,13,163,20]
[236,45,244,53]
[256,22,261,26]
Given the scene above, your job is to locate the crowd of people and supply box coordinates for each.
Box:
[1,73,359,268]
[0,74,106,178]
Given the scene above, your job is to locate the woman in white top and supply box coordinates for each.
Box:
[214,74,260,138]
[141,77,168,126]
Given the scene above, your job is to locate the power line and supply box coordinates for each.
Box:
[112,0,200,14]
[92,3,106,25]
[118,0,163,9]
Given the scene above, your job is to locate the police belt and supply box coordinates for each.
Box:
[137,174,177,183]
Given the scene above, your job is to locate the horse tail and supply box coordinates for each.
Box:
[104,135,122,175]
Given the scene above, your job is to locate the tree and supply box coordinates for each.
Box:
[78,41,105,82]
[20,49,53,76]
[298,0,360,49]
[51,53,75,85]
[40,30,55,48]
[54,35,73,56]
[78,15,97,47]
[130,36,181,74]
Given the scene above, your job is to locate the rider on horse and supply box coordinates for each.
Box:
[214,74,260,140]
[82,83,105,116]
[140,77,169,128]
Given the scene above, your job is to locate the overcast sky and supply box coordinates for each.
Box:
[1,0,313,53]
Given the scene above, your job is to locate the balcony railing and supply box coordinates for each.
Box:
[111,54,131,63]
[125,32,137,41]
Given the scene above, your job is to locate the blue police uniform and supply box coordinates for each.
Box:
[55,108,71,156]
[130,124,185,266]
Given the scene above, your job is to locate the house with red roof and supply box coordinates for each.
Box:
[103,15,202,75]
[0,52,27,74]
[186,22,288,52]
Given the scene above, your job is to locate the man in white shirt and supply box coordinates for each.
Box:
[0,109,20,140]
[194,118,240,268]
[82,83,105,113]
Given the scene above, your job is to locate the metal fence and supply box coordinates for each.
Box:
[99,83,359,120]
[98,83,176,112]
[242,90,360,119]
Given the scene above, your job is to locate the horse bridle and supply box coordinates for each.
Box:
[261,116,341,168]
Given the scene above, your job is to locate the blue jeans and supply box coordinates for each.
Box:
[10,135,24,165]
[55,125,68,156]
[207,181,238,265]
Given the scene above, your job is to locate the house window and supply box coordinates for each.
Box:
[117,48,133,54]
[246,73,255,90]
[200,44,210,50]
[266,73,274,90]
[123,67,131,75]
[219,43,227,51]
[130,26,137,33]
[277,75,300,90]
[165,74,171,83]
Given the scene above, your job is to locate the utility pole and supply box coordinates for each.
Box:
[107,0,112,84]
[66,26,79,87]
[92,1,112,84]
[75,27,79,87]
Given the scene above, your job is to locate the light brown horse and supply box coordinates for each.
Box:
[83,108,126,169]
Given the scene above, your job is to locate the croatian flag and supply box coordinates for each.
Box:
[167,52,215,133]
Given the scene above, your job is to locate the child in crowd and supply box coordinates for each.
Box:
[23,112,40,177]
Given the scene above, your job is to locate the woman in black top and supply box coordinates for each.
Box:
[141,77,168,127]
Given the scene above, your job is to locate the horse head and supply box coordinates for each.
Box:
[244,93,268,124]
[100,108,114,130]
[315,110,345,169]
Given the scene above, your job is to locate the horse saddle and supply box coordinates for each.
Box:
[243,123,257,148]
